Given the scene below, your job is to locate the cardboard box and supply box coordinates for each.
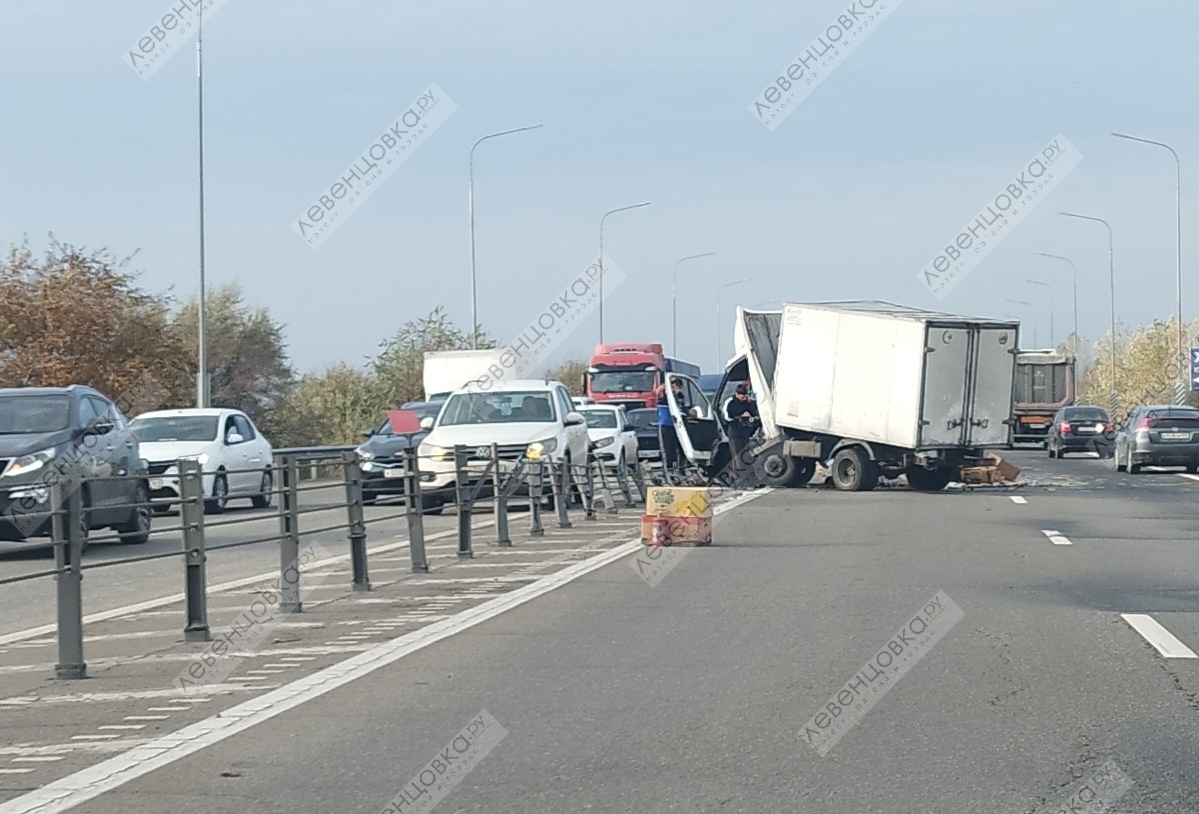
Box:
[645,487,712,518]
[640,514,713,547]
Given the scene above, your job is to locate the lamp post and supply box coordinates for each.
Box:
[468,124,543,349]
[1024,279,1055,347]
[1061,211,1118,416]
[716,278,752,369]
[1034,253,1077,352]
[1112,132,1184,404]
[671,252,717,356]
[196,5,207,407]
[598,202,651,344]
[1006,299,1038,346]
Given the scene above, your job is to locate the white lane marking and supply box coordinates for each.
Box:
[69,736,118,742]
[1009,496,1028,504]
[0,769,34,775]
[11,757,63,764]
[1041,529,1072,546]
[0,489,765,814]
[0,523,479,647]
[1121,613,1199,659]
[1178,473,1199,483]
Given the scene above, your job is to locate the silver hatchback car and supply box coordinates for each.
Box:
[1114,404,1199,474]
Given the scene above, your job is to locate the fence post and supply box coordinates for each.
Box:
[595,460,619,515]
[630,460,648,504]
[554,459,573,528]
[179,458,210,643]
[615,459,637,508]
[277,455,303,613]
[52,463,86,680]
[528,459,544,536]
[454,445,473,559]
[492,443,511,547]
[583,460,597,521]
[342,451,371,592]
[404,447,429,573]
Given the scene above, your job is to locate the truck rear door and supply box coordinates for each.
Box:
[919,325,970,446]
[966,326,1017,447]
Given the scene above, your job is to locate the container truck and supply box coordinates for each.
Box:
[422,349,510,402]
[1010,349,1076,446]
[583,343,701,410]
[712,301,1018,491]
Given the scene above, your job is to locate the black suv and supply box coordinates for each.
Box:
[0,386,152,550]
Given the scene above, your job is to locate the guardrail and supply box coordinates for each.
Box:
[0,445,652,680]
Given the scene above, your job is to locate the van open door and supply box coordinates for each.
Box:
[665,373,723,466]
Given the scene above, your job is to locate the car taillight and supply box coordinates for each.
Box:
[1060,420,1071,434]
[1137,417,1151,431]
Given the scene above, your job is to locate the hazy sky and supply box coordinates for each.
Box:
[2,0,1196,374]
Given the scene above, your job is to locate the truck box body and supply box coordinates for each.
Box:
[423,350,509,401]
[772,302,1018,451]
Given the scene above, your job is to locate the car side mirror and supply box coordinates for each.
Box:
[362,429,374,439]
[623,424,634,432]
[226,432,245,445]
[420,416,435,430]
[565,411,586,427]
[91,419,115,435]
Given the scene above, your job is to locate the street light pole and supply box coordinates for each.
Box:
[1006,299,1038,347]
[1061,212,1118,416]
[1024,279,1055,347]
[196,5,207,408]
[1034,253,1077,353]
[1112,132,1184,404]
[716,278,752,369]
[671,252,717,356]
[598,202,650,344]
[468,124,543,350]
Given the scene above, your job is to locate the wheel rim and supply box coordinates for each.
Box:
[836,457,856,483]
[261,472,272,502]
[214,476,228,507]
[764,455,787,479]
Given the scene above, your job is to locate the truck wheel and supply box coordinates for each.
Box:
[788,459,816,487]
[907,466,952,492]
[831,447,876,492]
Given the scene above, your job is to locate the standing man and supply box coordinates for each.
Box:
[725,384,759,482]
[655,383,679,478]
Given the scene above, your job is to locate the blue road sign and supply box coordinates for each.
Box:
[1191,348,1199,391]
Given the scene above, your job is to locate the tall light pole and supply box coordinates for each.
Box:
[598,202,650,344]
[716,278,752,369]
[1112,132,1184,404]
[1006,299,1038,346]
[196,5,208,407]
[1061,211,1118,416]
[468,124,543,349]
[1034,252,1077,352]
[671,251,717,356]
[1024,279,1055,347]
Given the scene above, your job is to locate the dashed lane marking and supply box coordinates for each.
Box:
[1178,473,1199,483]
[1010,496,1028,504]
[1121,613,1199,659]
[1041,529,1072,546]
[0,489,766,814]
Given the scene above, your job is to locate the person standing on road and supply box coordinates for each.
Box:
[725,384,759,481]
[656,381,688,478]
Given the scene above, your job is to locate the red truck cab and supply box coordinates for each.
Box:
[584,343,701,410]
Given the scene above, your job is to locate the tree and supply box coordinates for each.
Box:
[1076,317,1199,416]
[371,307,493,406]
[544,358,587,395]
[0,239,191,408]
[173,283,295,434]
[268,364,385,448]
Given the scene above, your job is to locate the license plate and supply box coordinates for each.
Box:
[1077,425,1095,434]
[638,450,658,458]
[1161,432,1190,440]
[149,478,164,490]
[383,468,404,479]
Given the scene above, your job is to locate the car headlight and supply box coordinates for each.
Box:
[421,445,451,462]
[594,436,617,448]
[181,453,210,467]
[1,447,58,479]
[526,438,558,459]
[356,447,375,462]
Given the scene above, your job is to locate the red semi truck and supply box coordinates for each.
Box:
[583,343,701,410]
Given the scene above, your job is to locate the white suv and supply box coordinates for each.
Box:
[417,380,589,504]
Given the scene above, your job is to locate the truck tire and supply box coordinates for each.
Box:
[906,466,953,492]
[831,447,877,492]
[757,452,814,488]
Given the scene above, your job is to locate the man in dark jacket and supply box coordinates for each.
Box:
[725,384,759,479]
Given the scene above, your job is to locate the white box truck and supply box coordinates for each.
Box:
[423,350,509,401]
[716,301,1018,491]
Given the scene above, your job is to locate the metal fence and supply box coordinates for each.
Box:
[0,446,650,680]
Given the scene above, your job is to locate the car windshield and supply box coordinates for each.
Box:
[588,370,655,393]
[0,395,71,434]
[581,410,618,429]
[1064,408,1108,421]
[129,416,219,442]
[439,391,557,425]
[627,410,658,429]
[374,403,443,435]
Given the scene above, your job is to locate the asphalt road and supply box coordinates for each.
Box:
[4,448,1199,812]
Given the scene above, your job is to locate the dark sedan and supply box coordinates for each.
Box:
[356,401,441,503]
[1046,405,1115,458]
[626,408,661,461]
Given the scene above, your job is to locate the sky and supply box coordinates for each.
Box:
[1,0,1197,375]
